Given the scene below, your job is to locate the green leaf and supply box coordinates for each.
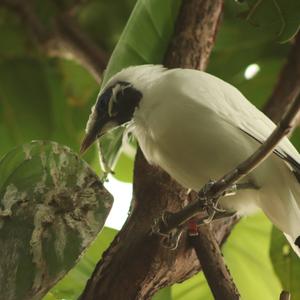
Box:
[0,141,113,300]
[102,0,181,84]
[172,273,211,299]
[113,152,135,183]
[97,0,182,179]
[98,126,124,175]
[224,214,281,299]
[242,0,300,42]
[153,287,172,300]
[270,227,300,298]
[44,227,117,300]
[172,214,281,300]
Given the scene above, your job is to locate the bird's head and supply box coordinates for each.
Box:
[80,64,166,154]
[80,71,143,154]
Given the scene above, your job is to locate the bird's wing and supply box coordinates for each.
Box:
[182,69,300,175]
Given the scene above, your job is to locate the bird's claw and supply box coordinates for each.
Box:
[151,212,168,237]
[222,183,238,197]
[152,212,184,250]
[198,180,229,223]
[161,228,184,250]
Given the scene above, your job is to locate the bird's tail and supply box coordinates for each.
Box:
[282,184,300,257]
[259,170,300,257]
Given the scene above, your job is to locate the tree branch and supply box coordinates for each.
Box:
[263,32,300,123]
[190,226,240,300]
[0,0,108,82]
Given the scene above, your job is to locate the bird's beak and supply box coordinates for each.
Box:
[80,119,118,155]
[80,131,98,155]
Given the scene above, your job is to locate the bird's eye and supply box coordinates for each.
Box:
[96,88,113,113]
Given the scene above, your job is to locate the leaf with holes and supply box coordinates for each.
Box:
[0,141,113,300]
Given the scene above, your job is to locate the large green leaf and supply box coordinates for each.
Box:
[270,227,300,299]
[0,141,113,300]
[44,227,117,300]
[153,287,172,300]
[97,0,182,179]
[172,214,281,300]
[241,0,300,42]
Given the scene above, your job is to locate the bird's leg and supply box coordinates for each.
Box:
[197,180,219,223]
[151,181,257,248]
[161,227,184,250]
[198,180,258,223]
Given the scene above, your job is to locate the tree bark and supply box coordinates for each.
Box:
[190,227,239,300]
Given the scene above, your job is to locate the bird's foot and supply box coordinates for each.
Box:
[152,212,184,250]
[221,181,259,197]
[197,180,258,223]
[197,180,223,223]
[161,228,184,250]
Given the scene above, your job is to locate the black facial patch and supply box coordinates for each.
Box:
[114,83,142,124]
[95,87,113,114]
[295,236,300,248]
[96,81,142,125]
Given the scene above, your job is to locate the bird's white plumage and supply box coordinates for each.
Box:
[102,65,300,255]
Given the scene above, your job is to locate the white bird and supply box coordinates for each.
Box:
[81,65,300,256]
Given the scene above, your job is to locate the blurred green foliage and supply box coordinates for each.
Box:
[270,227,300,299]
[0,0,300,299]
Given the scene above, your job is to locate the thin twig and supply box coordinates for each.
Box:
[158,93,300,234]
